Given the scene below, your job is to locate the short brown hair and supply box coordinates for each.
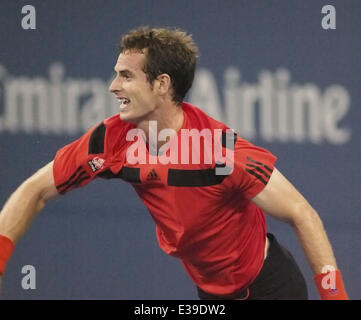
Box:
[120,26,199,104]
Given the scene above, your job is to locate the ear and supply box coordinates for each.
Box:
[154,73,172,96]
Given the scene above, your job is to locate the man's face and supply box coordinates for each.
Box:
[109,50,158,124]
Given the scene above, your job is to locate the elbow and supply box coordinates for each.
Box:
[19,180,47,215]
[21,179,46,208]
[22,178,41,197]
[288,202,323,230]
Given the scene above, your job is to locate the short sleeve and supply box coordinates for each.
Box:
[53,122,107,195]
[227,137,277,199]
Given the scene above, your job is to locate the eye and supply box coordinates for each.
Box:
[115,70,133,80]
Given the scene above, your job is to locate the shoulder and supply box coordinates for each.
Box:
[88,114,135,156]
[103,113,135,134]
[182,102,228,131]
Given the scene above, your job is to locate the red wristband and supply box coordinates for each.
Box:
[314,269,349,300]
[0,234,14,275]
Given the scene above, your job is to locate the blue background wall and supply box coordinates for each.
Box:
[0,0,360,299]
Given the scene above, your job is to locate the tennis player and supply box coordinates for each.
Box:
[0,27,348,300]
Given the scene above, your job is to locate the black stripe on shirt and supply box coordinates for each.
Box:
[119,167,141,183]
[58,170,91,194]
[56,166,83,190]
[97,168,121,179]
[245,168,268,185]
[246,156,273,173]
[88,122,106,154]
[97,167,141,184]
[221,132,237,150]
[167,163,228,187]
[245,164,271,179]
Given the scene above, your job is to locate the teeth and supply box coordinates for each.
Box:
[118,98,130,105]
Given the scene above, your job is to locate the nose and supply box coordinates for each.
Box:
[109,76,122,93]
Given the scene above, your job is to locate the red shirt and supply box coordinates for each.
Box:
[53,102,277,295]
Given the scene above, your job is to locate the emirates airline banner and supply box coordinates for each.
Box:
[0,1,360,300]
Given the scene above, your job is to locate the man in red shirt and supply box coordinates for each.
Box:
[0,27,348,300]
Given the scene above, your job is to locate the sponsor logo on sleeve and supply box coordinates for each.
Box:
[88,157,105,172]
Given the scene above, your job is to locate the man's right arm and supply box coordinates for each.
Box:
[0,119,111,282]
[0,161,59,277]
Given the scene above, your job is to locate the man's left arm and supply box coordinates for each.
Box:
[251,167,349,300]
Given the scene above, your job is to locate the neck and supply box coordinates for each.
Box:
[137,101,184,151]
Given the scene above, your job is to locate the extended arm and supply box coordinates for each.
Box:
[251,168,348,300]
[0,161,59,275]
[0,161,58,243]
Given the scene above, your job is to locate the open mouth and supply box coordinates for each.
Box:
[118,98,131,110]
